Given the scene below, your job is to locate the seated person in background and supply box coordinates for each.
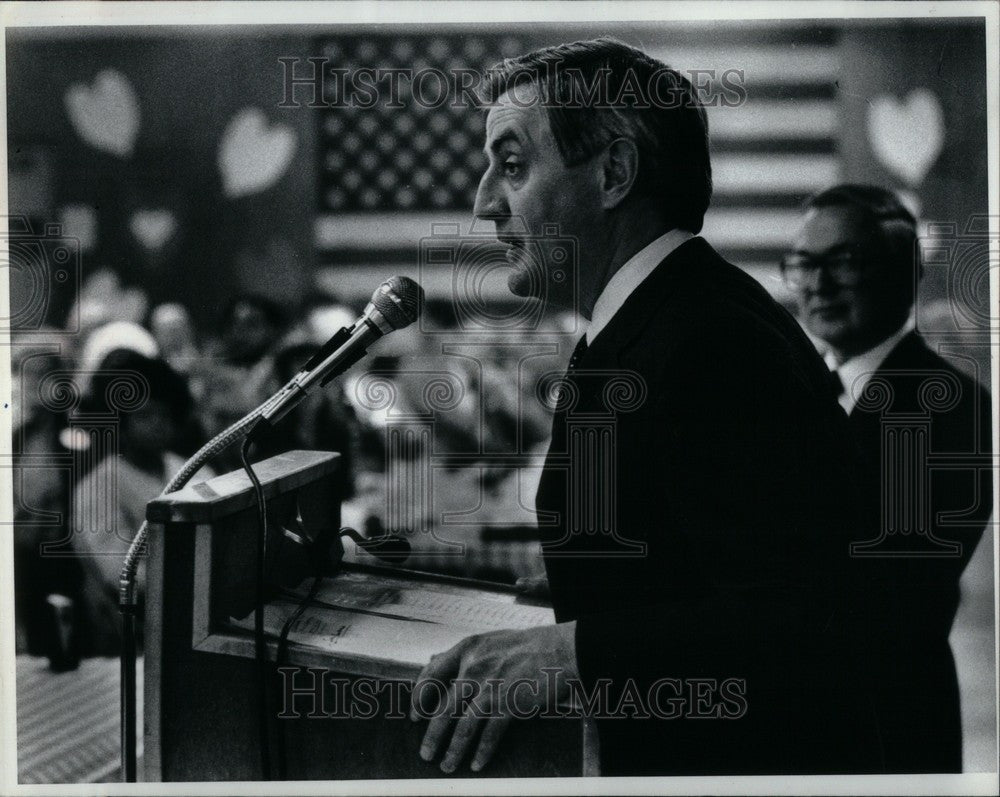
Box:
[71,350,211,654]
[250,339,361,500]
[197,293,287,471]
[783,183,993,773]
[10,331,78,655]
[149,303,202,382]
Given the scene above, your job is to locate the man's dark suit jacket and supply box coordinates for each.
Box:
[845,331,992,773]
[537,237,884,775]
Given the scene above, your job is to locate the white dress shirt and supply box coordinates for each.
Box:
[825,320,914,415]
[585,229,695,345]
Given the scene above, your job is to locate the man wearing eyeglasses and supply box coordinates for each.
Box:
[783,184,993,773]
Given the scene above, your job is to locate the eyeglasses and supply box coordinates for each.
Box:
[779,250,869,289]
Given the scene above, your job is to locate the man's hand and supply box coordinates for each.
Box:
[514,574,550,599]
[409,621,577,773]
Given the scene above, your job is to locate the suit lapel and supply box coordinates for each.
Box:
[579,235,708,371]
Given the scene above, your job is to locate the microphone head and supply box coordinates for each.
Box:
[368,276,423,331]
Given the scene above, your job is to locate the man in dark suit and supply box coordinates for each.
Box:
[782,184,993,772]
[411,39,883,775]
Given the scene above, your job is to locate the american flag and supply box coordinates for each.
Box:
[314,25,841,305]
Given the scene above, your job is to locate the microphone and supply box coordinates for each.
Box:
[254,276,423,431]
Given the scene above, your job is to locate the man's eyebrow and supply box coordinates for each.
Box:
[485,130,521,155]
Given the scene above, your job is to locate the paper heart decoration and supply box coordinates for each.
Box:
[867,88,944,187]
[218,108,297,198]
[64,69,140,158]
[129,208,177,252]
[59,204,98,252]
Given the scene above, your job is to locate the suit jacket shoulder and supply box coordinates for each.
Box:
[851,330,991,447]
[584,237,832,401]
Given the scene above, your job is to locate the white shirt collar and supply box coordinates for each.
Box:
[585,229,694,345]
[825,319,915,415]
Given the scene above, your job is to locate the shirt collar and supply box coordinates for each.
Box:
[585,229,694,345]
[825,319,914,414]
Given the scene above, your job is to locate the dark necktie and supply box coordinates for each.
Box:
[568,335,589,372]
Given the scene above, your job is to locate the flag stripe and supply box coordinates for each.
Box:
[650,45,840,83]
[709,100,838,139]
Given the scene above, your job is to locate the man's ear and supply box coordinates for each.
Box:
[599,138,639,210]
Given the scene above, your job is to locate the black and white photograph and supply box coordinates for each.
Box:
[1,1,997,794]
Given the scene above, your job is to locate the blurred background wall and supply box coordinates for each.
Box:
[7,28,317,330]
[6,19,989,323]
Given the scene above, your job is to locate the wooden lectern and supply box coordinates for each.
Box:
[143,450,583,780]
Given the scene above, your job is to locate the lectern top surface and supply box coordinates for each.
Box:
[227,567,555,679]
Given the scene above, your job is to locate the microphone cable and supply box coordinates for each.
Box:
[239,434,272,781]
[274,571,323,779]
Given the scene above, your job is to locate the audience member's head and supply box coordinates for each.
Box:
[783,184,919,361]
[77,321,159,400]
[82,349,195,470]
[220,293,287,365]
[150,303,198,372]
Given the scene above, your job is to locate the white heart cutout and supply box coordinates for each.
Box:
[59,204,98,252]
[129,208,177,251]
[867,88,944,187]
[65,69,140,158]
[218,108,297,198]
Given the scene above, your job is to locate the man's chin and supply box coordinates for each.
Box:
[805,321,856,356]
[806,312,850,342]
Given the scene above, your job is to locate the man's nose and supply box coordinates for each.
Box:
[798,265,834,295]
[812,265,842,294]
[473,171,508,221]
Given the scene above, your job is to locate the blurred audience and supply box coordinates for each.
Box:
[14,278,580,655]
[10,331,78,657]
[299,296,357,345]
[70,349,210,654]
[76,320,158,397]
[68,268,150,357]
[149,302,201,380]
[196,293,287,471]
[250,339,361,500]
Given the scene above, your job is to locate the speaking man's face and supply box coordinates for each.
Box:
[789,206,909,359]
[474,82,602,311]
